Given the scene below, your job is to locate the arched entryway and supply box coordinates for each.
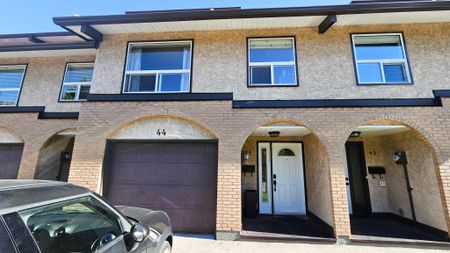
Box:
[240,121,334,240]
[0,126,24,179]
[103,116,218,234]
[35,129,76,182]
[343,119,448,242]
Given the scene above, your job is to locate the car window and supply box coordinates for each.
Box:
[0,217,17,253]
[17,196,123,253]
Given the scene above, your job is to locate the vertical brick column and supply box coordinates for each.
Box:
[328,148,351,241]
[215,141,242,240]
[16,142,41,179]
[437,156,450,237]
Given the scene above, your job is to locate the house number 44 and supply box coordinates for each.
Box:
[156,129,167,136]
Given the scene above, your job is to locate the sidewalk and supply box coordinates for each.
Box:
[172,236,449,253]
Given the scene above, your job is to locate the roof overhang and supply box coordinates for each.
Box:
[0,32,98,57]
[53,1,450,35]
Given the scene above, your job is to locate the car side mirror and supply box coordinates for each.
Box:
[125,223,150,251]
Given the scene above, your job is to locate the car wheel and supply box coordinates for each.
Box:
[160,241,171,253]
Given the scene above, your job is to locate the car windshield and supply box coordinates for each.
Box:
[17,196,122,253]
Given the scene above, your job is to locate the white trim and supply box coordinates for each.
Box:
[248,37,297,86]
[123,40,193,93]
[59,62,94,101]
[0,64,26,107]
[352,33,412,84]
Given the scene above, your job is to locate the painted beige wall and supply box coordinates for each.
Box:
[0,127,23,143]
[91,23,450,99]
[349,130,447,231]
[0,55,95,112]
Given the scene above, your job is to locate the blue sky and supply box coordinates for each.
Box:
[0,0,349,34]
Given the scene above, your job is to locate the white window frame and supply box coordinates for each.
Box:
[0,65,26,107]
[352,33,412,85]
[60,62,94,101]
[248,37,297,86]
[123,40,193,94]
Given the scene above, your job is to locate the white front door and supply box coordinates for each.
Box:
[258,142,306,215]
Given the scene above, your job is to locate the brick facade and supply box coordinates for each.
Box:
[63,99,450,239]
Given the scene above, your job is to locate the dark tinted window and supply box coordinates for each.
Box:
[0,217,17,253]
[3,213,40,253]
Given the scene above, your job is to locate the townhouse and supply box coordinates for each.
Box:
[0,0,450,245]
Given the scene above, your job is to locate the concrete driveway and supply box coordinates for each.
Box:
[172,236,449,253]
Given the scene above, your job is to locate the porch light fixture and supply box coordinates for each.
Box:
[268,131,280,137]
[350,131,361,137]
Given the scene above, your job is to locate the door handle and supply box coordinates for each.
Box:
[273,180,277,191]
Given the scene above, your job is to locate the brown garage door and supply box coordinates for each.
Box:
[103,141,217,234]
[0,144,23,179]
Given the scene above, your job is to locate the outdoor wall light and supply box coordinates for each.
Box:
[350,131,361,137]
[268,131,281,137]
[242,151,250,161]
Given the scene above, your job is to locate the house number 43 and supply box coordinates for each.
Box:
[156,129,167,136]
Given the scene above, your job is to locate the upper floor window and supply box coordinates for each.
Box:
[352,33,412,85]
[123,41,192,93]
[248,37,297,86]
[0,65,26,106]
[60,63,94,101]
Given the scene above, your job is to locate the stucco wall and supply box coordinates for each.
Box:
[304,133,333,225]
[91,23,450,99]
[0,55,95,112]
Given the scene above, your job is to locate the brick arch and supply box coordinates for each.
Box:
[237,117,332,155]
[38,128,77,152]
[0,125,24,143]
[105,114,219,140]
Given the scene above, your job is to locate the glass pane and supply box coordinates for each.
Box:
[384,64,407,82]
[0,90,19,105]
[261,148,268,203]
[251,66,271,84]
[357,63,382,83]
[18,196,122,253]
[0,66,25,89]
[127,42,191,71]
[249,38,294,62]
[61,85,77,100]
[273,65,296,84]
[79,85,91,100]
[159,73,190,92]
[64,64,94,83]
[278,148,295,156]
[125,74,156,92]
[354,35,404,60]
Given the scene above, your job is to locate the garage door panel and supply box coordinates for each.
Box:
[0,145,23,179]
[104,141,217,234]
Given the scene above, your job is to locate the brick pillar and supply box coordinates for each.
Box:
[215,142,242,240]
[17,142,41,179]
[329,150,351,242]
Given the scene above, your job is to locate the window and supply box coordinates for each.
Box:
[123,41,192,93]
[352,33,412,84]
[60,63,94,101]
[0,65,26,106]
[248,37,297,86]
[17,196,122,253]
[261,148,268,203]
[278,148,295,156]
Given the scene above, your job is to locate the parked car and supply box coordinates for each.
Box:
[0,180,173,253]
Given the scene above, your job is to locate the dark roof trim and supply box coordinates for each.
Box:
[0,41,98,52]
[38,112,79,119]
[433,89,450,98]
[0,32,72,39]
[233,98,440,108]
[28,36,45,44]
[53,1,450,26]
[80,24,103,42]
[87,93,234,102]
[318,14,337,34]
[0,106,44,113]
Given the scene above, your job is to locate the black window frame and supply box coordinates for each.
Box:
[350,32,414,86]
[58,61,95,103]
[121,39,195,94]
[246,36,299,88]
[0,64,28,107]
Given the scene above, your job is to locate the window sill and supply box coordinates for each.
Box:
[357,82,414,86]
[248,84,299,88]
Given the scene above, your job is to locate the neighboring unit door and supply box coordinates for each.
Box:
[104,141,217,234]
[0,144,24,179]
[345,142,371,216]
